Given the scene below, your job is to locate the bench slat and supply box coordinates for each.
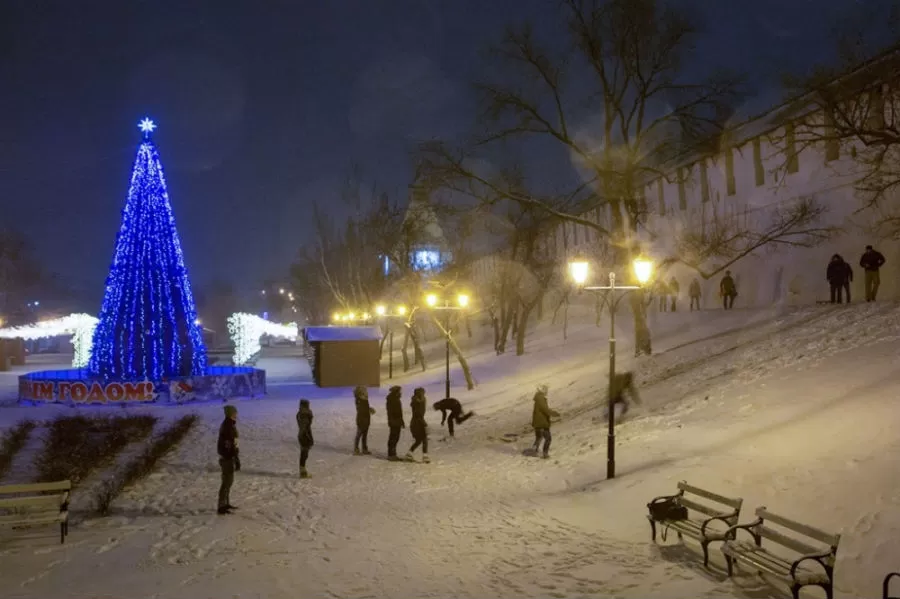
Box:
[0,495,65,510]
[756,507,839,547]
[0,512,67,525]
[680,497,732,519]
[757,525,824,557]
[678,481,743,509]
[0,481,72,495]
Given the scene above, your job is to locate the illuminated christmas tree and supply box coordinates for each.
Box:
[88,118,207,381]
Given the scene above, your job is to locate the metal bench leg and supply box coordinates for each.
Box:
[649,520,657,542]
[823,583,833,599]
[700,540,710,568]
[790,583,802,599]
[60,522,65,544]
[725,555,734,577]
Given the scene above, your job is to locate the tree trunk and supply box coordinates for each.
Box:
[430,314,475,390]
[515,301,537,356]
[465,314,472,338]
[410,323,427,371]
[630,291,652,356]
[401,326,411,372]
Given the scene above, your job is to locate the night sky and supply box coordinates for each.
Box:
[0,0,891,308]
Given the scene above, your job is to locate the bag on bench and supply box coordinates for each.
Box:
[648,497,688,522]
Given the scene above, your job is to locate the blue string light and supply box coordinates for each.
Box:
[87,118,208,381]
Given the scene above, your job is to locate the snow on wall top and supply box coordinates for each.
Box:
[304,326,383,343]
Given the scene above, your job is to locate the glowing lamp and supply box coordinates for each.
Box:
[568,260,589,286]
[332,312,341,322]
[375,305,386,316]
[362,312,370,320]
[347,312,355,321]
[633,257,654,285]
[396,305,408,316]
[425,294,438,307]
[457,293,470,308]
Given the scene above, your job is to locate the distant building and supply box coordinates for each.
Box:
[384,184,452,276]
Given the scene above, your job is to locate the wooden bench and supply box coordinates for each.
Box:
[721,506,840,599]
[0,480,71,544]
[885,572,900,599]
[647,481,744,567]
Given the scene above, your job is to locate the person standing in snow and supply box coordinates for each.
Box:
[385,385,405,461]
[608,372,642,419]
[217,405,240,514]
[432,397,474,438]
[689,278,702,311]
[826,254,853,304]
[353,386,375,455]
[405,387,430,463]
[720,271,737,310]
[860,245,886,302]
[668,276,680,312]
[531,384,559,459]
[296,399,314,478]
[655,279,669,312]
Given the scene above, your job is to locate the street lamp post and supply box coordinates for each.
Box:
[569,256,653,480]
[425,292,469,400]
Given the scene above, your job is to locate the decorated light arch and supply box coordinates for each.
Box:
[227,313,298,365]
[0,314,98,368]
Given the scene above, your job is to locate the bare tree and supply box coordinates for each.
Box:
[664,195,837,279]
[423,0,746,355]
[778,5,900,237]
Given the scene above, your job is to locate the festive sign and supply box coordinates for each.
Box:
[17,367,266,406]
[19,379,157,404]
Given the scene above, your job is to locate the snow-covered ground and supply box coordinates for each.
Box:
[1,303,899,599]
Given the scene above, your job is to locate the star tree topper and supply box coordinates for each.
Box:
[138,117,157,136]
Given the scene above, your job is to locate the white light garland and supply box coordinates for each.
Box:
[0,313,99,368]
[227,313,298,365]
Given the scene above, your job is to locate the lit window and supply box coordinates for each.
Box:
[412,249,441,271]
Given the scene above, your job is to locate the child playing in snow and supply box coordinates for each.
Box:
[296,399,314,478]
[406,387,430,463]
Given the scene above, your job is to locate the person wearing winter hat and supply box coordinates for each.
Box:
[385,386,405,461]
[217,404,240,514]
[531,384,559,459]
[296,399,314,478]
[353,386,376,455]
[405,387,430,463]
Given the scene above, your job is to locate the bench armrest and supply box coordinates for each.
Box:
[789,550,834,580]
[60,491,70,513]
[700,513,735,537]
[723,517,763,542]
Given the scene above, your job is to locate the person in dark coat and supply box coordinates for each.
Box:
[531,384,559,459]
[353,386,376,455]
[385,385,405,461]
[688,278,702,311]
[296,399,314,478]
[217,405,240,514]
[668,277,680,311]
[720,271,737,310]
[826,254,853,304]
[608,372,642,420]
[406,387,430,463]
[432,397,474,438]
[655,279,669,312]
[860,245,886,302]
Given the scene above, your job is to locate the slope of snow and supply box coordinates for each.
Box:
[0,303,899,598]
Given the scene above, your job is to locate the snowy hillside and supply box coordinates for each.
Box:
[1,303,899,599]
